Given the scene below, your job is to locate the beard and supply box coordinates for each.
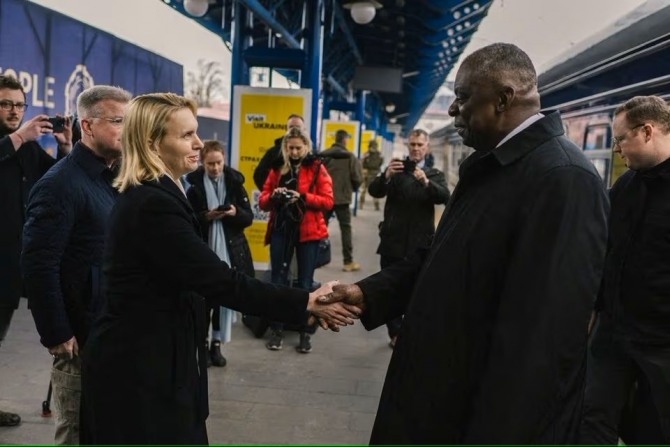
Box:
[0,117,20,137]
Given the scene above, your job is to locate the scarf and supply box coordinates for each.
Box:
[203,173,231,266]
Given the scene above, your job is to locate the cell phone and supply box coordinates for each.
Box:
[217,204,232,211]
[403,159,417,173]
[47,116,66,133]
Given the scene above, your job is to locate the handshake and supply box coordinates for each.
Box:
[306,281,365,331]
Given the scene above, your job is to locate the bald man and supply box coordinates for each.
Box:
[324,43,608,443]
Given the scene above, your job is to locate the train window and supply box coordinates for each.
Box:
[583,124,610,150]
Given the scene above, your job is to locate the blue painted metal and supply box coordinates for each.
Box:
[227,1,250,157]
[301,0,324,144]
[238,0,300,48]
[163,0,494,135]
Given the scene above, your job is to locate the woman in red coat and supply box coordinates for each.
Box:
[259,126,333,353]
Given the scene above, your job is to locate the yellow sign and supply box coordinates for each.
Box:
[230,86,312,269]
[320,120,360,155]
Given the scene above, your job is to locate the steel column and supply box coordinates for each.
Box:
[228,2,250,156]
[301,0,324,144]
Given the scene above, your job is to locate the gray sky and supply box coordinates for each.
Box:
[28,0,651,88]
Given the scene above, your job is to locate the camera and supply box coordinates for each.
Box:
[274,189,295,203]
[403,159,417,173]
[47,116,66,133]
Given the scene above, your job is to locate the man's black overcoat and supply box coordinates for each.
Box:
[0,136,57,309]
[81,176,308,444]
[357,112,609,443]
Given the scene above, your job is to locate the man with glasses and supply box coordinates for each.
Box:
[21,85,131,444]
[0,75,73,428]
[580,96,670,444]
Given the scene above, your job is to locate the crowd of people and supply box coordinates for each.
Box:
[1,40,669,445]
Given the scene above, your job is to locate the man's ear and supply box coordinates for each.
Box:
[496,86,515,113]
[80,119,93,136]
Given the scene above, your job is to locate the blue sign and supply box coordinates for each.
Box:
[0,0,183,121]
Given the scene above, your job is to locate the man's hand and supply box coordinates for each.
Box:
[385,159,404,179]
[48,336,79,361]
[413,168,430,187]
[11,114,52,149]
[307,281,361,330]
[315,283,366,330]
[53,115,73,153]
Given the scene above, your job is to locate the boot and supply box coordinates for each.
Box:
[266,329,283,350]
[296,332,312,353]
[209,340,227,367]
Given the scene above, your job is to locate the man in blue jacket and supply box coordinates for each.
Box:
[21,85,131,444]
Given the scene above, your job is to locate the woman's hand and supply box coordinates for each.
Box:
[205,209,226,221]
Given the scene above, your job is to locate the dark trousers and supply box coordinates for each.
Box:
[0,307,14,346]
[381,255,404,338]
[580,314,670,444]
[325,204,353,264]
[269,230,319,332]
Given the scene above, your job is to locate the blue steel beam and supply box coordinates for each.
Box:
[332,1,363,65]
[237,0,300,48]
[301,0,324,144]
[236,0,347,100]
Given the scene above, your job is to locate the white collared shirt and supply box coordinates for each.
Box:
[495,113,544,148]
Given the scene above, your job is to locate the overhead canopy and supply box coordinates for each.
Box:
[162,0,493,134]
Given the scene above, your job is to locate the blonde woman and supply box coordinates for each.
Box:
[80,93,358,444]
[258,126,334,353]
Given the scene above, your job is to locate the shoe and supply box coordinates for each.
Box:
[0,410,20,427]
[296,333,312,354]
[209,340,227,367]
[342,261,361,272]
[266,330,283,351]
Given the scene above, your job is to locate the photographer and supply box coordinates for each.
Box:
[259,127,334,353]
[0,75,73,428]
[367,128,449,348]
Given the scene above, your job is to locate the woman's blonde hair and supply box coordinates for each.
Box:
[280,126,312,174]
[114,93,197,192]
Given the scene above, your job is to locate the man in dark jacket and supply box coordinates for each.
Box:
[0,75,72,428]
[321,129,363,271]
[21,85,131,444]
[580,96,670,444]
[252,113,305,191]
[322,43,609,443]
[368,128,449,348]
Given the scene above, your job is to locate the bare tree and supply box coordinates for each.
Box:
[185,59,226,107]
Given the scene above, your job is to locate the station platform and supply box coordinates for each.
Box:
[0,198,444,444]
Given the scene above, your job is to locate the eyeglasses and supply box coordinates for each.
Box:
[0,100,28,112]
[93,117,123,125]
[612,123,644,148]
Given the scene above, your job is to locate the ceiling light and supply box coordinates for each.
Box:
[385,103,396,113]
[343,1,383,25]
[184,0,208,17]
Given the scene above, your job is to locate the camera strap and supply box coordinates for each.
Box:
[308,160,323,192]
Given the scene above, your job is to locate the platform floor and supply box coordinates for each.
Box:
[0,199,426,444]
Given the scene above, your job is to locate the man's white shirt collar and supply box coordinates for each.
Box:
[495,113,544,149]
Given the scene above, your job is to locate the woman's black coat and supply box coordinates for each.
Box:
[186,166,255,277]
[81,176,308,445]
